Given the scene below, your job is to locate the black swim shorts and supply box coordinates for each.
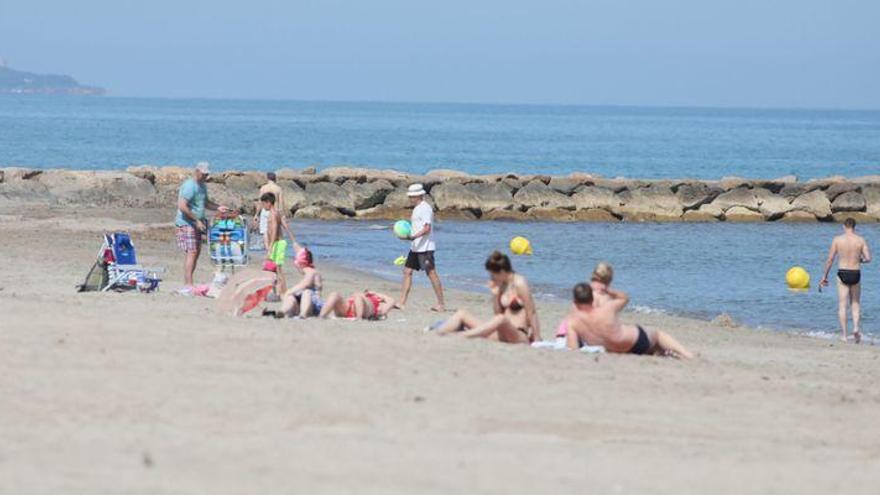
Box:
[405,250,436,272]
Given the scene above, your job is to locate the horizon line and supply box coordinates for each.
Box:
[6,92,878,113]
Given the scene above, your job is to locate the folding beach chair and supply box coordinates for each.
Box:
[208,213,249,273]
[78,232,162,292]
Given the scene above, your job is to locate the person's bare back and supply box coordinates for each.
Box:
[834,232,868,270]
[570,303,637,353]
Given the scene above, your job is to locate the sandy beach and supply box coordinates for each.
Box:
[2,205,879,494]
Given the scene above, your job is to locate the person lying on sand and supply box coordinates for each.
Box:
[560,282,693,359]
[555,261,615,344]
[319,290,397,320]
[279,244,323,318]
[431,251,541,344]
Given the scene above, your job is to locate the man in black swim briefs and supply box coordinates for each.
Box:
[562,282,693,359]
[820,217,872,343]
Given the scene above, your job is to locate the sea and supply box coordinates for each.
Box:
[2,95,879,337]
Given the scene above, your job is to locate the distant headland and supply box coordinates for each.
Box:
[0,58,105,95]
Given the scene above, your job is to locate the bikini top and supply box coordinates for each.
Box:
[499,292,524,313]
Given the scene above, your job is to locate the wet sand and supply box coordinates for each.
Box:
[1,207,879,494]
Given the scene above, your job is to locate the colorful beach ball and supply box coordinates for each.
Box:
[510,236,533,256]
[786,266,810,290]
[393,220,412,239]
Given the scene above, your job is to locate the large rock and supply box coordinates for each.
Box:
[863,186,880,218]
[436,209,479,220]
[571,186,621,213]
[126,166,157,184]
[780,182,823,199]
[675,183,720,210]
[709,187,761,212]
[790,190,832,220]
[278,180,308,212]
[322,166,372,184]
[355,205,413,220]
[524,207,574,222]
[381,188,436,210]
[824,182,861,201]
[481,209,527,221]
[830,191,866,213]
[681,210,720,222]
[429,182,480,210]
[343,179,395,210]
[431,182,513,211]
[724,206,764,222]
[754,188,793,220]
[513,181,576,210]
[205,183,248,212]
[305,182,355,214]
[591,178,631,193]
[779,210,818,223]
[153,166,192,186]
[547,177,583,195]
[832,212,876,224]
[719,176,750,190]
[293,205,348,220]
[275,168,330,185]
[616,185,683,221]
[36,170,157,207]
[224,173,264,202]
[572,208,620,222]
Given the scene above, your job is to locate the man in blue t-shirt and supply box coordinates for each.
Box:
[175,161,227,292]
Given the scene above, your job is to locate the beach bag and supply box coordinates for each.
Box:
[76,261,109,292]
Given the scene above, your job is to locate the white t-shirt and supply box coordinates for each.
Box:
[411,200,436,253]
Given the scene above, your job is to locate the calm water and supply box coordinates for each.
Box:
[292,220,878,337]
[1,96,879,178]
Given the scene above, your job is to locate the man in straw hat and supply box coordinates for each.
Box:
[398,183,446,311]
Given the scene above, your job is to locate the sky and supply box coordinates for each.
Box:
[1,0,878,108]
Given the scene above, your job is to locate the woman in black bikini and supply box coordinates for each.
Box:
[434,251,541,344]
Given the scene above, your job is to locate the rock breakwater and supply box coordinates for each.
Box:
[2,166,879,223]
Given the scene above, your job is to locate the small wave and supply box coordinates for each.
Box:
[630,304,668,315]
[367,224,389,230]
[796,329,878,345]
[534,292,563,301]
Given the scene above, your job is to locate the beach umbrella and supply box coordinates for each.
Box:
[215,269,277,316]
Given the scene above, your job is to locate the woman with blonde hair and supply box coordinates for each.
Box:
[590,262,614,306]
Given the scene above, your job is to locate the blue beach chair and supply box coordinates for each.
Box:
[208,213,249,272]
[99,232,162,292]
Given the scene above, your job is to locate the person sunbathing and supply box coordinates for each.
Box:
[279,244,323,318]
[561,282,693,359]
[319,290,397,320]
[433,251,541,344]
[555,261,615,344]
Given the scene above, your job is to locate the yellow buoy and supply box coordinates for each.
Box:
[510,236,533,256]
[394,255,407,266]
[786,266,810,290]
